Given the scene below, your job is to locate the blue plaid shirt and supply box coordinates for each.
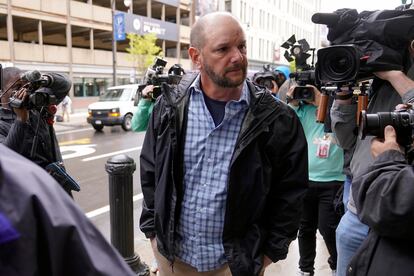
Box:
[175,76,250,271]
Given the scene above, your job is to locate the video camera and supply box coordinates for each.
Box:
[359,108,414,147]
[252,64,286,91]
[312,8,414,85]
[281,35,317,101]
[139,57,185,100]
[9,70,57,110]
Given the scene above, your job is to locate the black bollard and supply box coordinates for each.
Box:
[105,154,149,276]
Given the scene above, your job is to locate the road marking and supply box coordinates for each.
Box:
[61,144,97,160]
[82,146,142,162]
[56,127,93,135]
[59,138,92,146]
[86,193,143,218]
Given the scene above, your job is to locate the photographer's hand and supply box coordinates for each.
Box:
[371,125,404,158]
[142,85,155,99]
[286,86,300,106]
[374,70,414,98]
[306,85,321,107]
[12,88,29,122]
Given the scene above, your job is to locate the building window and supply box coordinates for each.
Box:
[73,77,109,97]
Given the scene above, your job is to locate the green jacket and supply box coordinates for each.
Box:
[131,98,154,132]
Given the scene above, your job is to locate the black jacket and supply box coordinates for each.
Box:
[0,144,135,276]
[348,150,414,276]
[139,74,308,276]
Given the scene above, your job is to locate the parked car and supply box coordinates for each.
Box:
[87,84,140,131]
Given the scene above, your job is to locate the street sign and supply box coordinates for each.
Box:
[114,13,126,41]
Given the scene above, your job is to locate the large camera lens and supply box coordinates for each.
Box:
[359,110,414,146]
[317,45,361,83]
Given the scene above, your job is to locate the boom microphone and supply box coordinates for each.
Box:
[311,13,340,26]
[21,70,41,82]
[21,70,54,87]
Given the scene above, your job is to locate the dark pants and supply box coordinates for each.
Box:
[298,181,342,273]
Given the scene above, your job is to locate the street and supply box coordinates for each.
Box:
[56,125,145,213]
[55,119,332,276]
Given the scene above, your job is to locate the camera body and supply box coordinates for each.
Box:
[290,70,317,101]
[9,72,56,110]
[359,109,414,147]
[139,57,184,100]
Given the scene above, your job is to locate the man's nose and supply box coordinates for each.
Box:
[230,47,244,63]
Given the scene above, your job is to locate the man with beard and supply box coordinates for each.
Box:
[139,12,308,276]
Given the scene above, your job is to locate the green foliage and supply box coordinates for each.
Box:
[126,33,163,80]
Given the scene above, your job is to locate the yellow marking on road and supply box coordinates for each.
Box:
[59,138,91,146]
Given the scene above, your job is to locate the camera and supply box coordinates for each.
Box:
[281,35,318,102]
[316,45,372,84]
[290,70,317,101]
[139,57,185,100]
[9,70,56,110]
[312,9,414,85]
[359,109,414,147]
[252,65,288,91]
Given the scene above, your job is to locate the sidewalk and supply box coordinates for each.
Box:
[133,234,332,276]
[54,111,89,132]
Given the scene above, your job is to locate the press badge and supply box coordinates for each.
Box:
[316,134,331,159]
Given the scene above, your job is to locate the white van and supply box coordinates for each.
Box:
[87,84,140,131]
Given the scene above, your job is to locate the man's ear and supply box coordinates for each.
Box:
[188,47,202,70]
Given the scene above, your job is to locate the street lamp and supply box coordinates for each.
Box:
[111,0,117,87]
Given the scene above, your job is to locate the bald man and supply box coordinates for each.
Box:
[139,12,308,276]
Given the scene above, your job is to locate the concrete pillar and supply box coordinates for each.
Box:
[6,0,14,63]
[146,0,151,17]
[66,0,74,98]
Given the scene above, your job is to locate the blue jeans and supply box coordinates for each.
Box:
[336,210,369,276]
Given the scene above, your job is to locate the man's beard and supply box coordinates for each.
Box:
[204,62,247,88]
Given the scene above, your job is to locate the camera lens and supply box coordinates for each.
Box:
[317,45,360,83]
[359,111,414,146]
[262,79,274,90]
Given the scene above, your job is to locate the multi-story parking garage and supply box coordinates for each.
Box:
[0,0,193,108]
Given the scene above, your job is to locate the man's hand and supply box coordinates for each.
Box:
[305,85,321,107]
[142,85,155,98]
[374,70,414,98]
[371,125,404,158]
[11,88,29,122]
[286,86,300,106]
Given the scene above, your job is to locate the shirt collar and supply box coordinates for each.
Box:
[190,74,250,105]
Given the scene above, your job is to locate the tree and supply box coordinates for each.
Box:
[126,33,163,82]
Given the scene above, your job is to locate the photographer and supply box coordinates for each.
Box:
[132,62,185,132]
[0,67,75,196]
[331,40,414,276]
[287,85,345,276]
[252,66,288,99]
[346,124,414,276]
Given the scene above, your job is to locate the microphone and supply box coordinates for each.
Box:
[311,13,340,26]
[21,70,54,87]
[21,70,41,82]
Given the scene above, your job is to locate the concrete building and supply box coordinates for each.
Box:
[0,0,193,109]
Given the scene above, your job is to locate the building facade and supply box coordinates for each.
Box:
[0,0,193,109]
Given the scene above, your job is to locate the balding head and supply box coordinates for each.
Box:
[190,12,243,49]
